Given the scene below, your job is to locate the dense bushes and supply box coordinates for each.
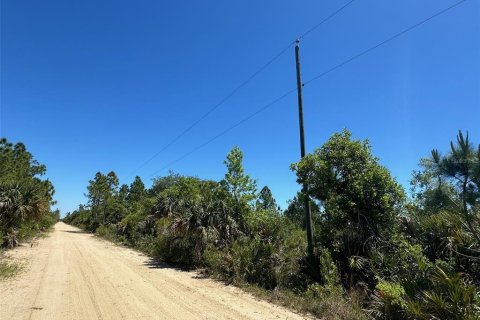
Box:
[204,210,308,290]
[293,130,406,289]
[64,130,480,319]
[0,138,58,248]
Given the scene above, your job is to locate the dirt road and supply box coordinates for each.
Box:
[0,222,309,320]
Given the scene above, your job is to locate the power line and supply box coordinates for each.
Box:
[147,0,468,176]
[127,42,294,178]
[128,0,358,178]
[298,0,357,40]
[304,0,468,86]
[148,88,297,178]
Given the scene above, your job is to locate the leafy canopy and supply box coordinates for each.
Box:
[292,129,405,247]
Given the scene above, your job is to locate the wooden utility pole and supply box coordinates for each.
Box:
[294,40,315,260]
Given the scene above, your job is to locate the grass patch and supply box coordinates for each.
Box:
[0,255,24,280]
[238,284,366,320]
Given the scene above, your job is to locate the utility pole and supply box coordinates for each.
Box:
[294,40,315,261]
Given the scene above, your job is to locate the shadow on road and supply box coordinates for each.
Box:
[142,257,190,272]
[61,230,91,234]
[142,258,228,285]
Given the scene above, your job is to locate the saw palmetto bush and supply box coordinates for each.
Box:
[405,267,480,320]
[151,176,240,266]
[225,210,308,290]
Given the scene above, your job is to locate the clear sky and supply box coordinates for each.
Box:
[1,0,479,215]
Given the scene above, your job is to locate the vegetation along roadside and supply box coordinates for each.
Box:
[0,138,60,279]
[63,129,480,319]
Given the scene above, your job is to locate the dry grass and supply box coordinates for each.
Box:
[228,281,367,320]
[0,254,24,280]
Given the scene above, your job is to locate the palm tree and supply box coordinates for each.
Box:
[0,183,49,247]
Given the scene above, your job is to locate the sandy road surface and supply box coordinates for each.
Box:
[0,222,309,320]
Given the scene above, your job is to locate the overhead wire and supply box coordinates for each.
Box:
[298,0,357,40]
[127,0,358,178]
[148,88,298,178]
[147,0,469,176]
[127,42,294,177]
[303,0,468,86]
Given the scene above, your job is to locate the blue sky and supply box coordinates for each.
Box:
[1,0,479,214]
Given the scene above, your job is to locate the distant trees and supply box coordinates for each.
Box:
[127,176,146,203]
[0,138,57,247]
[256,186,278,212]
[283,191,321,229]
[85,171,124,229]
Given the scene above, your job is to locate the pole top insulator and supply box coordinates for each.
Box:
[295,39,300,45]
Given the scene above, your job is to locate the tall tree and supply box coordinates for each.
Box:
[257,186,278,212]
[222,146,257,205]
[86,171,119,226]
[128,176,146,203]
[292,130,405,286]
[431,130,480,243]
[0,139,47,183]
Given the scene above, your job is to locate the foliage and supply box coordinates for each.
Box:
[149,172,182,196]
[62,130,480,319]
[316,246,341,292]
[221,146,257,207]
[292,129,405,288]
[95,224,118,242]
[371,281,406,320]
[85,171,125,230]
[0,138,57,247]
[256,186,279,212]
[127,176,146,203]
[283,191,321,229]
[431,131,480,243]
[409,131,480,289]
[405,267,480,320]
[227,210,307,290]
[152,176,238,266]
[302,284,367,320]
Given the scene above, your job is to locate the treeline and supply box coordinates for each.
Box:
[64,130,480,319]
[0,138,59,248]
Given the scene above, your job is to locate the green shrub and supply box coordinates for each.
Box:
[203,210,308,290]
[405,267,480,320]
[371,281,406,319]
[12,212,58,244]
[231,236,276,288]
[203,245,234,277]
[95,224,118,242]
[371,235,433,296]
[317,247,341,292]
[133,235,156,255]
[150,217,196,266]
[303,284,367,320]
